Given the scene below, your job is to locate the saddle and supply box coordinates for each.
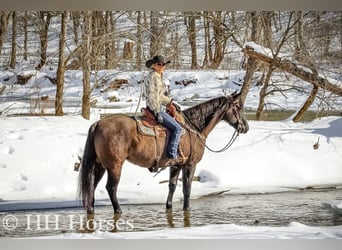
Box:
[135,108,167,137]
[136,106,185,137]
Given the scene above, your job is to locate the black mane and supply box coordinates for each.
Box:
[182,96,228,132]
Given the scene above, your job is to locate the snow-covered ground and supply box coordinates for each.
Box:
[0,69,342,238]
[39,222,342,239]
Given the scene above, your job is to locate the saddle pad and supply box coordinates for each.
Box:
[135,118,186,137]
[136,119,166,137]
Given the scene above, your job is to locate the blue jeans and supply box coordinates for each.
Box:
[158,111,182,159]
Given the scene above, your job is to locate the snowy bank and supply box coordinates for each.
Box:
[32,222,342,239]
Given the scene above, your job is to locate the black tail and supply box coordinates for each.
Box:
[78,122,98,208]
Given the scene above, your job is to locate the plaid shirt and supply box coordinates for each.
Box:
[142,70,171,113]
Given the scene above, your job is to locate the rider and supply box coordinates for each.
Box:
[143,55,183,167]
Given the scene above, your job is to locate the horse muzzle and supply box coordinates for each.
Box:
[237,117,249,134]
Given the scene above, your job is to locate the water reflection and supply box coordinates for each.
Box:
[166,210,191,228]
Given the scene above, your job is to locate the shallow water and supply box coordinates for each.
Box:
[1,188,341,238]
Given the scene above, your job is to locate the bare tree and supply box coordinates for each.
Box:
[240,11,261,104]
[23,11,28,61]
[36,11,52,70]
[211,11,229,69]
[255,11,277,120]
[0,12,9,55]
[136,11,143,70]
[170,28,180,68]
[55,11,68,116]
[91,11,106,70]
[10,11,17,69]
[202,11,211,68]
[200,11,230,69]
[149,11,160,57]
[185,12,198,69]
[0,12,11,56]
[104,11,112,69]
[71,11,81,45]
[109,11,118,68]
[81,11,92,120]
[292,11,320,122]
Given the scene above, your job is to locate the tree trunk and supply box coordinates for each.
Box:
[261,11,274,48]
[105,11,117,69]
[254,11,275,119]
[82,11,92,120]
[36,11,51,70]
[186,12,198,69]
[10,11,16,69]
[123,42,133,59]
[288,12,322,122]
[104,11,111,69]
[240,11,261,104]
[292,85,319,122]
[150,11,159,57]
[240,57,258,104]
[91,11,105,70]
[0,12,10,56]
[202,12,210,68]
[294,11,303,61]
[211,11,228,69]
[71,11,80,45]
[24,11,28,61]
[136,11,142,70]
[255,65,274,120]
[171,29,180,68]
[55,11,67,116]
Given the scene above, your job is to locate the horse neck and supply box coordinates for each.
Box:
[201,111,225,138]
[183,97,227,138]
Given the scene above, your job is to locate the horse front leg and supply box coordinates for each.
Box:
[182,165,196,211]
[166,166,181,210]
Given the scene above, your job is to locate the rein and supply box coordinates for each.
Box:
[204,130,239,153]
[182,112,239,153]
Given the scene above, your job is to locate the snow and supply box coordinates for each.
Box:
[1,69,342,238]
[37,222,342,239]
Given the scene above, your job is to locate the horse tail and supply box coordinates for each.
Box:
[78,121,98,208]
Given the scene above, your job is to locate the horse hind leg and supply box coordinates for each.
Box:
[86,163,105,215]
[106,163,123,214]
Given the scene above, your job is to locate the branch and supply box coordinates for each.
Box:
[242,43,342,96]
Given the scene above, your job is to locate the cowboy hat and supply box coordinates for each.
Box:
[145,55,171,68]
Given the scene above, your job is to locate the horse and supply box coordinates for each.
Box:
[78,92,249,216]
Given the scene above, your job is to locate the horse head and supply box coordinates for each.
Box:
[223,92,249,134]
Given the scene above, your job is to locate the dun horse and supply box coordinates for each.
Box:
[78,92,249,216]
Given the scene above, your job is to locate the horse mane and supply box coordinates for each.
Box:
[182,96,228,132]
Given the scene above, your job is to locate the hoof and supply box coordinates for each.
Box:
[166,203,172,210]
[114,210,122,215]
